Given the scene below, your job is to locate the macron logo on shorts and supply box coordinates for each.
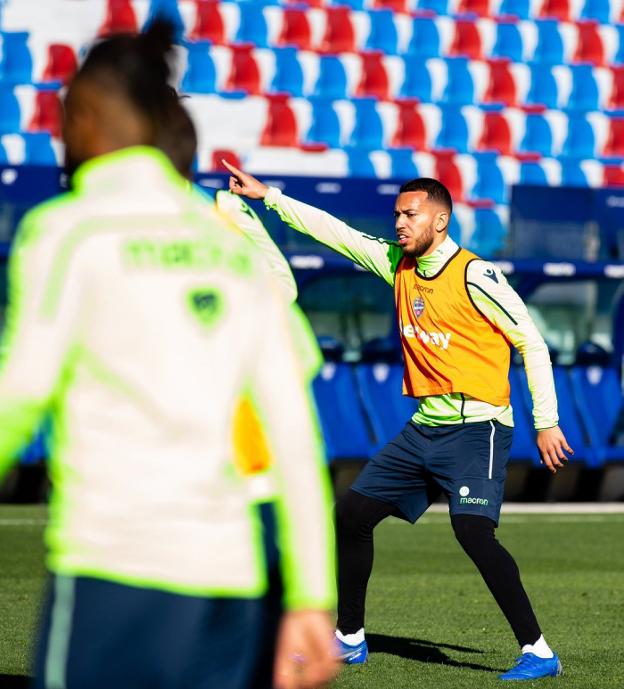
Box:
[459,486,489,506]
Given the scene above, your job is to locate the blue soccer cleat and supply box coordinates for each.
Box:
[336,637,368,665]
[499,652,563,680]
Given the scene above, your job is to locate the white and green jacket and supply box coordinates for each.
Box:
[0,148,335,609]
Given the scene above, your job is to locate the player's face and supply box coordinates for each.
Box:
[394,191,445,258]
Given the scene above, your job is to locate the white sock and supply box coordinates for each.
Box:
[336,628,365,646]
[521,635,554,659]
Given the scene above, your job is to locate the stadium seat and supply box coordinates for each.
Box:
[449,19,483,61]
[374,0,409,10]
[573,21,605,67]
[568,65,599,112]
[28,86,62,139]
[347,147,377,176]
[356,52,390,101]
[471,151,506,203]
[312,363,374,461]
[507,367,540,465]
[603,164,624,186]
[526,64,558,109]
[181,41,216,94]
[435,105,469,152]
[0,140,7,164]
[143,0,185,42]
[0,31,32,84]
[492,21,524,64]
[477,109,513,154]
[434,150,464,200]
[519,114,553,157]
[98,0,138,36]
[457,0,491,16]
[366,9,399,55]
[388,147,419,177]
[608,66,624,111]
[21,131,56,165]
[210,149,241,173]
[392,99,427,149]
[236,3,269,48]
[42,44,78,85]
[314,56,348,99]
[189,0,225,44]
[416,0,449,15]
[355,363,418,449]
[615,25,624,65]
[539,0,570,21]
[519,158,549,183]
[399,56,433,101]
[260,94,299,147]
[270,47,304,97]
[561,114,596,158]
[320,7,356,54]
[483,59,517,106]
[469,206,508,255]
[332,0,365,8]
[579,0,611,24]
[278,8,312,50]
[603,117,624,158]
[533,19,564,65]
[407,17,441,60]
[305,97,342,148]
[442,57,475,105]
[349,97,384,149]
[560,157,589,185]
[0,85,21,133]
[225,45,261,96]
[498,0,530,19]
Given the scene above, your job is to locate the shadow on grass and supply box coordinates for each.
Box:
[366,633,504,672]
[0,676,30,689]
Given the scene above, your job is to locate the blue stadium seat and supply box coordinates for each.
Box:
[533,19,564,65]
[0,31,32,83]
[407,17,440,59]
[399,56,432,102]
[329,0,365,8]
[181,41,216,94]
[144,0,185,42]
[580,0,611,24]
[366,9,398,55]
[0,141,7,164]
[355,363,418,450]
[468,207,507,256]
[491,22,523,63]
[0,85,20,133]
[270,47,304,97]
[526,64,558,109]
[435,105,469,153]
[471,151,506,204]
[312,363,374,461]
[561,115,595,159]
[305,97,341,148]
[448,212,462,244]
[22,132,56,165]
[519,113,553,157]
[388,148,419,178]
[349,98,384,150]
[615,25,624,65]
[508,367,540,465]
[346,147,376,177]
[498,0,530,18]
[442,57,475,105]
[570,366,624,463]
[560,158,589,186]
[519,160,548,184]
[314,56,348,100]
[236,3,269,48]
[416,0,449,14]
[567,65,599,112]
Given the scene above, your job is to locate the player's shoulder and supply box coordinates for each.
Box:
[16,191,77,247]
[465,256,508,289]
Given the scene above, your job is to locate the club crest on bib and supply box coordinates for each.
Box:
[412,296,425,319]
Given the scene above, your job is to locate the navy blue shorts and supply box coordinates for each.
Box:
[351,420,514,525]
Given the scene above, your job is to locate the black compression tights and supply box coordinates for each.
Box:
[335,490,541,647]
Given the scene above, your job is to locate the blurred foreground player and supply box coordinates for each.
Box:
[223,162,573,682]
[0,23,338,689]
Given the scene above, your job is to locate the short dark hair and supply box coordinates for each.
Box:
[157,95,197,178]
[399,178,453,214]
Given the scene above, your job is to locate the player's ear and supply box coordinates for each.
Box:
[435,211,449,233]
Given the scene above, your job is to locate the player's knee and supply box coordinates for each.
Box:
[335,490,391,540]
[451,514,496,555]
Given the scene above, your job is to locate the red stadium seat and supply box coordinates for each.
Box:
[392,100,426,150]
[603,164,624,186]
[211,149,241,172]
[433,151,464,200]
[225,45,261,95]
[604,118,624,158]
[539,0,570,21]
[190,0,225,44]
[260,94,299,147]
[477,110,513,155]
[98,0,138,36]
[29,88,62,138]
[373,0,409,10]
[456,0,491,17]
[278,8,312,51]
[449,19,483,60]
[609,66,624,111]
[42,44,78,85]
[483,59,517,106]
[320,7,355,54]
[573,21,604,66]
[356,52,390,101]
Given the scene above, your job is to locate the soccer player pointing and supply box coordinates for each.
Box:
[224,160,573,682]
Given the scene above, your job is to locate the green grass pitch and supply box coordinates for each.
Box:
[0,505,623,688]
